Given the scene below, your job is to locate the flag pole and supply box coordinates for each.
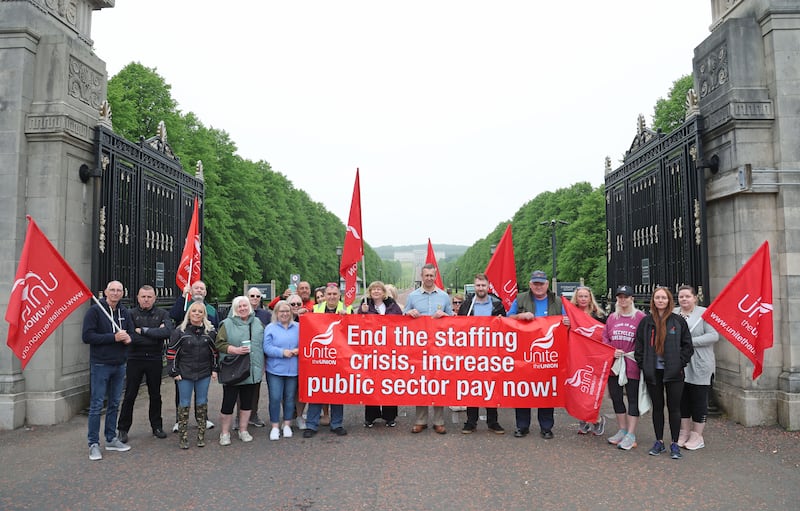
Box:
[90,295,120,332]
[360,255,367,305]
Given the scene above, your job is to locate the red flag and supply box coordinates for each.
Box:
[340,169,363,306]
[176,197,201,291]
[5,216,92,368]
[562,297,615,421]
[702,241,773,379]
[425,238,444,290]
[484,224,518,310]
[562,295,605,342]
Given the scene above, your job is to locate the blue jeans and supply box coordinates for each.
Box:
[266,372,297,424]
[306,403,343,431]
[176,376,211,408]
[87,362,126,446]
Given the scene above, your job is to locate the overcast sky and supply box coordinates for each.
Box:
[92,1,712,247]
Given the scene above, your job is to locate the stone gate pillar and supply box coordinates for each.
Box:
[699,0,800,428]
[0,0,114,429]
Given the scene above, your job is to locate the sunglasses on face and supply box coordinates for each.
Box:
[289,303,302,306]
[249,294,261,298]
[452,301,463,305]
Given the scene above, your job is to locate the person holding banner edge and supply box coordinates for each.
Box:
[507,270,561,439]
[358,281,403,428]
[458,273,507,434]
[405,264,453,434]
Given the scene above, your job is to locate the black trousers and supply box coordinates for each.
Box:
[465,407,498,427]
[364,405,398,423]
[118,358,163,432]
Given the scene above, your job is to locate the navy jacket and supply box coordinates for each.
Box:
[128,306,174,361]
[82,298,132,365]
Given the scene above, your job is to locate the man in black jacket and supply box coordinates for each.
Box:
[458,273,507,434]
[117,285,174,442]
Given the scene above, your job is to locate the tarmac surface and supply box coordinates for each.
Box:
[1,379,798,511]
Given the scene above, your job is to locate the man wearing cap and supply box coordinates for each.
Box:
[508,270,561,439]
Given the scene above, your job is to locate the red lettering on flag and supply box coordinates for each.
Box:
[5,216,92,368]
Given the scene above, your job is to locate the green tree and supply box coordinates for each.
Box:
[652,74,693,134]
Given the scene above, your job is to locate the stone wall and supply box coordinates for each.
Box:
[0,0,113,429]
[697,1,800,429]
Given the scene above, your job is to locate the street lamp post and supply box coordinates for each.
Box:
[540,219,568,284]
[455,267,459,293]
[378,268,383,283]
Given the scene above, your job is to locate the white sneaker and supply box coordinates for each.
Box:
[607,428,627,445]
[88,443,102,461]
[282,425,293,438]
[219,433,231,446]
[618,433,637,450]
[206,419,215,430]
[105,437,131,452]
[172,422,179,433]
[296,415,307,430]
[238,430,253,442]
[270,428,280,441]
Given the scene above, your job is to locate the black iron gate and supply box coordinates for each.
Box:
[85,123,204,305]
[605,114,709,306]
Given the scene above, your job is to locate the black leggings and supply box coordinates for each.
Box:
[680,382,709,423]
[607,376,640,416]
[646,369,683,443]
[221,384,257,415]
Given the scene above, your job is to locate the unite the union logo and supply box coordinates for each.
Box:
[304,320,340,365]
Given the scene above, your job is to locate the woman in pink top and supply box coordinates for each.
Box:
[602,285,646,450]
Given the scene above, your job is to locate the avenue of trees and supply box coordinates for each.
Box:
[108,63,689,301]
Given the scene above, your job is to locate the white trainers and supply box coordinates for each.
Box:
[296,415,307,430]
[219,433,231,446]
[206,419,215,430]
[105,437,131,452]
[172,422,179,433]
[618,433,637,450]
[270,427,280,441]
[607,428,627,445]
[684,432,705,450]
[238,430,253,442]
[88,443,102,461]
[282,425,293,438]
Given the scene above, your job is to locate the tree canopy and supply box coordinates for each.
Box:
[652,74,693,134]
[107,63,395,300]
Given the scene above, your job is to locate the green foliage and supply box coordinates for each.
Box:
[444,182,606,296]
[652,74,693,134]
[108,64,390,300]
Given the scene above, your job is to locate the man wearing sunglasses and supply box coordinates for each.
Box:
[508,270,561,440]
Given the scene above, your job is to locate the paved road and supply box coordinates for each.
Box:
[1,380,798,511]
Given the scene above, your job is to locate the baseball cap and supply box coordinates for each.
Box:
[615,285,634,297]
[530,270,548,283]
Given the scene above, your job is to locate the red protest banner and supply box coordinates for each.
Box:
[5,216,92,368]
[298,313,567,408]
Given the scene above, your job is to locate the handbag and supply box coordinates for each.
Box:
[218,354,251,385]
[218,321,255,385]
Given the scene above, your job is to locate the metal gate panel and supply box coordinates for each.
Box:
[92,125,203,305]
[605,116,709,305]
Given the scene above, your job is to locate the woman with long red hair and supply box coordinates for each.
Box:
[634,287,693,459]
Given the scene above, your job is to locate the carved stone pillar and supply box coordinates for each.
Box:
[0,0,113,429]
